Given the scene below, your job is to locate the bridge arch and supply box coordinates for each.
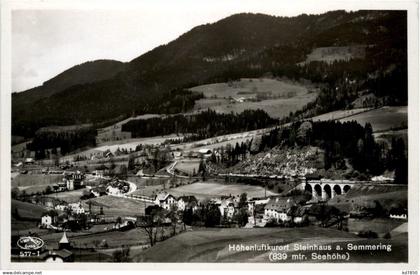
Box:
[343,185,351,193]
[324,184,332,200]
[314,184,322,198]
[333,185,342,195]
[305,183,313,194]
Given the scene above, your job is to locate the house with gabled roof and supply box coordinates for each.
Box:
[154,192,177,210]
[264,197,294,223]
[177,195,198,212]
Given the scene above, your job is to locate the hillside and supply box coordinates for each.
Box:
[12,10,407,138]
[133,226,407,262]
[13,59,126,108]
[190,78,319,118]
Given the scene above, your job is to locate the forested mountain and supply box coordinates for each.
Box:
[13,59,126,106]
[12,10,407,138]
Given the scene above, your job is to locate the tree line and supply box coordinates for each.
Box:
[122,109,277,139]
[27,127,97,158]
[259,120,407,183]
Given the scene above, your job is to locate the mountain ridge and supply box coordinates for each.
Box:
[12,10,406,138]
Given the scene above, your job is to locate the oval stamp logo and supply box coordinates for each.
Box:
[17,236,44,250]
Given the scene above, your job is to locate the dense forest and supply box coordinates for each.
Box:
[27,127,97,158]
[122,109,277,139]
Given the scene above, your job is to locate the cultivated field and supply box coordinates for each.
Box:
[12,174,64,194]
[190,78,319,118]
[174,159,201,175]
[134,226,407,262]
[167,182,278,200]
[199,95,318,119]
[45,188,87,203]
[131,184,165,197]
[84,195,154,217]
[339,106,407,132]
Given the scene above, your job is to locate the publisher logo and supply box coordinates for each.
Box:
[17,236,44,250]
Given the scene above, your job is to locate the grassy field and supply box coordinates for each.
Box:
[339,106,407,132]
[37,224,181,251]
[129,176,188,197]
[84,195,153,217]
[301,46,366,64]
[61,134,181,161]
[11,199,47,219]
[329,188,407,213]
[310,108,372,121]
[174,159,201,175]
[45,188,86,203]
[346,218,405,236]
[167,182,278,200]
[190,78,318,119]
[190,78,313,98]
[198,94,318,119]
[12,174,63,188]
[131,184,165,197]
[133,225,407,262]
[12,174,64,195]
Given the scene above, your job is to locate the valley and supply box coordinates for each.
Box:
[9,9,409,264]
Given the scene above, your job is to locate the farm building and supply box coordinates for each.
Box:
[264,197,295,223]
[177,196,198,211]
[154,192,177,210]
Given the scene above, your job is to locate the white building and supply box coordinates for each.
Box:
[67,202,85,214]
[106,186,121,195]
[41,215,53,227]
[155,192,177,210]
[263,197,293,223]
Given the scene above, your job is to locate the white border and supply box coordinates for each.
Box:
[1,0,419,271]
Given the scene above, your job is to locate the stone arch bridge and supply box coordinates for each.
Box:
[301,179,355,201]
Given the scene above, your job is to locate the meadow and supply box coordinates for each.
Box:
[45,188,87,203]
[300,46,366,65]
[309,108,372,122]
[134,225,407,262]
[12,174,64,194]
[167,182,278,200]
[190,78,318,119]
[339,106,407,132]
[11,199,47,219]
[174,159,201,175]
[84,195,154,217]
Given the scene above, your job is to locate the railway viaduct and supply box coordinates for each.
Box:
[300,179,404,201]
[302,179,354,201]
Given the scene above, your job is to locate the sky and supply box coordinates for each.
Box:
[11,0,354,92]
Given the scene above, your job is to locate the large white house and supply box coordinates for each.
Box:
[155,192,177,210]
[264,197,293,223]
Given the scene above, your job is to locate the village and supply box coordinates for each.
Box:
[11,138,408,262]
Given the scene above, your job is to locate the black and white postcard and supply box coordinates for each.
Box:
[1,0,419,272]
